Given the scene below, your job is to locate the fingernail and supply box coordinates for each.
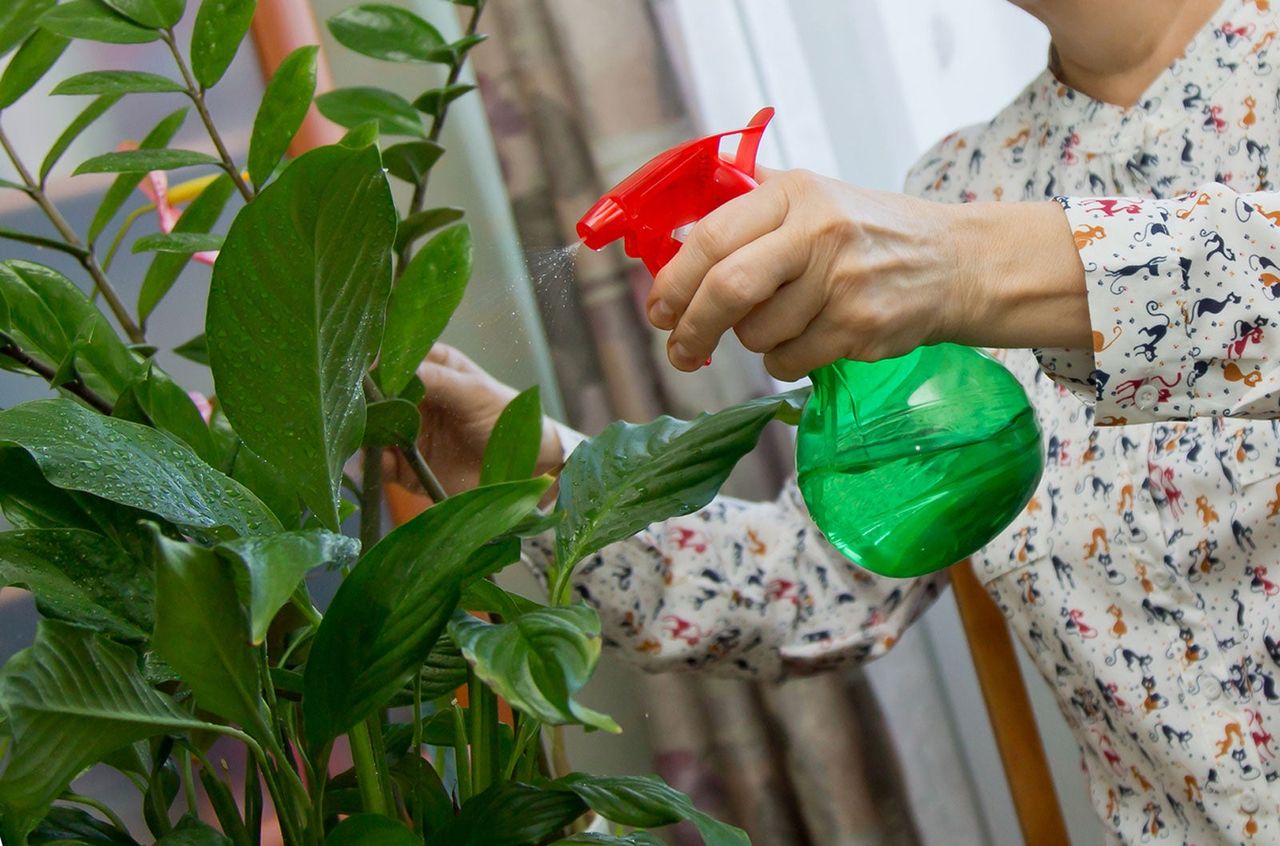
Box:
[670,342,696,369]
[649,300,675,328]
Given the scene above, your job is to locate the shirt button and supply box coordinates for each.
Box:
[1153,569,1175,590]
[1200,675,1222,700]
[1241,791,1260,815]
[1135,385,1161,409]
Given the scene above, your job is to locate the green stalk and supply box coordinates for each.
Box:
[348,719,389,815]
[180,747,198,814]
[451,704,472,801]
[101,203,153,272]
[503,717,541,781]
[467,670,499,795]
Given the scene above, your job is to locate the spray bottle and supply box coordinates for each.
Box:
[576,109,1043,578]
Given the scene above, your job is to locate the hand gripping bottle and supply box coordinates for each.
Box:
[576,109,1044,579]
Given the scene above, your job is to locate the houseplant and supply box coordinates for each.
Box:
[0,0,803,843]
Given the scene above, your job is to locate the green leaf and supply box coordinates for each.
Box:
[0,621,222,835]
[377,222,471,395]
[152,533,271,738]
[39,94,122,183]
[551,835,665,846]
[363,398,419,448]
[132,231,224,254]
[461,578,544,617]
[190,0,256,88]
[207,142,396,529]
[303,476,550,747]
[326,4,445,63]
[216,529,358,644]
[481,385,542,485]
[449,605,618,732]
[155,813,233,845]
[326,814,419,846]
[0,528,153,639]
[247,44,317,189]
[172,333,208,364]
[552,774,749,846]
[230,442,301,528]
[413,83,475,117]
[393,205,463,253]
[0,29,70,109]
[382,139,443,184]
[39,0,160,44]
[0,0,56,58]
[115,363,218,463]
[52,69,183,96]
[0,398,280,540]
[418,634,468,702]
[315,87,423,137]
[389,755,454,836]
[137,171,234,321]
[29,806,141,845]
[424,32,487,65]
[437,782,586,846]
[101,0,184,29]
[338,120,378,149]
[75,148,221,175]
[555,390,808,569]
[88,107,187,243]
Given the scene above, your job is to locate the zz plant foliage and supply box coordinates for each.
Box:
[0,1,803,844]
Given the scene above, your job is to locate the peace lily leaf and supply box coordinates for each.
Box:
[0,0,56,58]
[247,44,317,190]
[551,835,665,846]
[388,755,454,837]
[101,0,184,29]
[413,83,475,117]
[363,398,419,448]
[382,140,443,184]
[555,389,809,569]
[393,205,464,253]
[39,0,160,44]
[552,774,749,846]
[0,29,70,110]
[88,107,187,243]
[481,385,542,485]
[152,533,272,738]
[52,69,183,96]
[327,4,445,63]
[436,782,587,846]
[303,476,550,747]
[377,222,471,395]
[114,363,218,463]
[155,813,232,845]
[190,0,256,89]
[208,142,395,529]
[137,172,234,321]
[216,529,359,644]
[326,814,419,846]
[40,94,121,183]
[172,333,208,365]
[29,805,141,845]
[417,634,469,702]
[461,578,544,618]
[315,87,423,137]
[75,148,221,175]
[449,605,619,733]
[132,231,224,254]
[0,528,153,640]
[230,443,302,528]
[0,399,280,540]
[0,620,222,835]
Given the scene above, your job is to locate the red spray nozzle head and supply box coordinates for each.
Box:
[575,108,774,277]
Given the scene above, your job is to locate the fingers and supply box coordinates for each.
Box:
[665,227,809,369]
[648,181,789,331]
[762,314,850,382]
[733,277,824,354]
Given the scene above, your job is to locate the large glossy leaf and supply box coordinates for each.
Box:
[38,0,160,44]
[449,605,618,732]
[53,69,183,95]
[326,814,419,846]
[75,148,221,175]
[303,476,550,747]
[382,140,443,185]
[101,0,184,29]
[29,806,141,845]
[315,87,423,137]
[0,29,69,109]
[152,534,271,738]
[481,386,542,485]
[555,390,808,570]
[137,172,234,321]
[437,782,586,846]
[207,142,395,529]
[0,399,279,539]
[377,222,471,395]
[247,44,317,189]
[190,0,256,89]
[0,621,221,837]
[0,528,152,640]
[88,107,187,243]
[230,442,301,528]
[39,94,122,183]
[216,529,358,644]
[0,0,56,57]
[552,774,748,846]
[327,4,445,63]
[113,363,218,463]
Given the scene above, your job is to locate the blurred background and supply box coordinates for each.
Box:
[0,1,1101,844]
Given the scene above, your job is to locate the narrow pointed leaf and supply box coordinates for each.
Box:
[551,774,749,846]
[382,140,443,184]
[88,107,187,243]
[75,148,221,175]
[39,0,160,44]
[207,143,395,529]
[113,363,218,463]
[413,83,475,117]
[101,0,184,29]
[424,33,487,65]
[52,69,183,95]
[315,87,423,137]
[137,172,233,321]
[392,205,463,252]
[132,231,224,254]
[0,0,56,58]
[0,29,70,109]
[172,333,208,364]
[40,94,122,183]
[190,0,256,88]
[247,44,317,189]
[480,385,542,485]
[326,4,445,63]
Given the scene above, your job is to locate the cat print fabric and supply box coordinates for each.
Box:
[525,2,1280,842]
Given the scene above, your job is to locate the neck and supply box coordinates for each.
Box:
[1028,0,1222,106]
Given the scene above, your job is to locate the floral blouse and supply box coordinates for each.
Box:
[527,2,1280,843]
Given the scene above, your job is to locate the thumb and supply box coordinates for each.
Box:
[754,163,780,183]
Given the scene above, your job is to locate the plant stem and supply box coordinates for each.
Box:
[362,375,449,502]
[451,703,472,801]
[0,342,115,414]
[503,717,540,781]
[102,203,154,272]
[0,123,145,343]
[467,669,498,795]
[161,30,254,203]
[61,792,131,833]
[180,748,198,814]
[348,719,389,815]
